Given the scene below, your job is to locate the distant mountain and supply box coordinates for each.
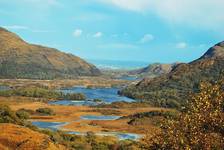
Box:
[0,27,101,79]
[88,59,150,70]
[120,41,224,108]
[101,63,177,81]
[128,63,178,78]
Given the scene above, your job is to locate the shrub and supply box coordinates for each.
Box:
[0,105,22,124]
[64,93,86,100]
[116,140,141,150]
[93,99,103,103]
[166,99,181,108]
[16,108,35,115]
[127,110,179,120]
[0,87,87,101]
[36,108,55,116]
[41,129,63,143]
[16,109,30,120]
[86,131,96,144]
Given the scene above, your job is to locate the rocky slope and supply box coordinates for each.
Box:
[120,41,224,108]
[0,27,101,79]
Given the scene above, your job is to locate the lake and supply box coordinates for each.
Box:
[49,87,135,106]
[32,121,141,140]
[117,76,139,81]
[0,85,11,91]
[80,115,121,120]
[37,87,141,140]
[32,121,68,131]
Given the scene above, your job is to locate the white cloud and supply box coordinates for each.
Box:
[176,42,187,49]
[3,25,29,30]
[99,0,224,29]
[139,34,154,43]
[93,32,103,38]
[73,29,83,37]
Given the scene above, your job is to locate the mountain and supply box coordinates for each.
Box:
[199,41,224,59]
[120,41,224,108]
[101,63,177,81]
[0,27,101,79]
[128,63,178,78]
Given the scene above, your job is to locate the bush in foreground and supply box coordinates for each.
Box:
[0,105,22,124]
[142,82,224,149]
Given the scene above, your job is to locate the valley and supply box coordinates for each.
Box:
[0,25,223,149]
[3,99,163,138]
[0,82,168,139]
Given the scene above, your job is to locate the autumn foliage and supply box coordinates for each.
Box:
[142,82,224,150]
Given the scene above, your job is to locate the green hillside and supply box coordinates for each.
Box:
[120,41,224,108]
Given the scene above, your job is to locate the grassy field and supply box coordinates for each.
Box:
[0,77,130,89]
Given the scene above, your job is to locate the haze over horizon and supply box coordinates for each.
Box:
[0,0,224,65]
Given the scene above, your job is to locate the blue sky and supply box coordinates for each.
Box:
[0,0,224,64]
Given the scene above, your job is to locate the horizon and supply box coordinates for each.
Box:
[0,0,224,65]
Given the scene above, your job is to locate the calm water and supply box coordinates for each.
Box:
[68,132,142,141]
[40,87,140,140]
[49,87,134,106]
[32,121,141,140]
[117,76,139,81]
[49,100,96,106]
[80,115,121,120]
[0,85,11,91]
[32,121,68,131]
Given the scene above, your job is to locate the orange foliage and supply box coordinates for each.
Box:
[142,82,224,150]
[0,123,67,150]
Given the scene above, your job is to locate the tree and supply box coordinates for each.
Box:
[142,82,224,150]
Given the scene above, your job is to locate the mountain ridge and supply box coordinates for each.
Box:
[199,41,224,59]
[120,41,224,108]
[128,63,179,78]
[0,27,101,79]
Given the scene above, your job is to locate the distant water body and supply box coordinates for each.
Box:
[50,87,134,106]
[80,115,121,120]
[88,59,150,70]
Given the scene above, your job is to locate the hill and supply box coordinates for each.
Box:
[101,63,177,80]
[120,41,224,108]
[128,63,178,78]
[0,123,67,150]
[0,27,101,79]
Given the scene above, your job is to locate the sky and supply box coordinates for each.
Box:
[0,0,224,64]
